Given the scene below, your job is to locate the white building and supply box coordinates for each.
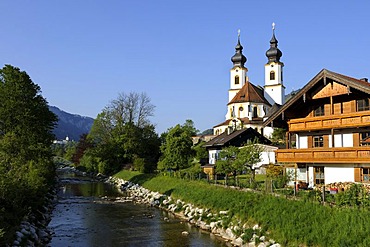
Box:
[213,25,285,139]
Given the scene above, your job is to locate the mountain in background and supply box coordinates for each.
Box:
[49,106,95,141]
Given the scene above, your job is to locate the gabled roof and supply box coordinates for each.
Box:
[263,69,370,127]
[228,81,271,106]
[204,127,271,148]
[213,117,263,128]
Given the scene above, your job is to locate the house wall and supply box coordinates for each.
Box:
[296,133,355,148]
[343,133,353,147]
[325,165,354,184]
[254,149,276,169]
[297,135,308,148]
[306,164,354,187]
[208,149,220,165]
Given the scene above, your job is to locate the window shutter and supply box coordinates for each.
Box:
[308,136,313,148]
[353,133,360,147]
[354,168,361,182]
[323,135,329,148]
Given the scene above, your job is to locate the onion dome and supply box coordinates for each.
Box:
[266,23,282,63]
[231,30,247,67]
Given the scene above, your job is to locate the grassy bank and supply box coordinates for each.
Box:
[115,170,370,246]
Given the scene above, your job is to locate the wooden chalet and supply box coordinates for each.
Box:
[264,69,370,187]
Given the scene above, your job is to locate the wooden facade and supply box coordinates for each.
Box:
[264,69,370,186]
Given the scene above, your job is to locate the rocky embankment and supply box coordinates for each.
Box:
[11,189,57,247]
[108,177,281,247]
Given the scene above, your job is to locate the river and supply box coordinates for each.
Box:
[48,169,229,247]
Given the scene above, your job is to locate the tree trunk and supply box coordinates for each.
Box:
[251,168,256,182]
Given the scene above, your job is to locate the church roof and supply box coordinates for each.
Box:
[213,117,263,128]
[228,81,271,106]
[204,127,271,148]
[231,32,247,68]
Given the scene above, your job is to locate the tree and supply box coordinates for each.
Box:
[192,141,208,164]
[85,92,159,174]
[234,143,264,181]
[158,123,194,171]
[0,65,57,243]
[215,146,240,184]
[72,134,93,165]
[271,127,286,146]
[108,92,155,128]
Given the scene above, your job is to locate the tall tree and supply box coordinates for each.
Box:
[0,65,57,243]
[158,123,194,171]
[85,92,159,174]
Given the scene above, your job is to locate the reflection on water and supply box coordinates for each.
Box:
[48,171,228,247]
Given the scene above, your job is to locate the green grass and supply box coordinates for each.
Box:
[115,170,370,247]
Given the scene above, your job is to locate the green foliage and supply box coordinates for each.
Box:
[266,165,291,189]
[158,122,194,171]
[215,143,264,182]
[0,65,57,244]
[271,127,286,146]
[80,92,160,175]
[64,141,77,162]
[215,146,239,179]
[133,156,146,173]
[116,170,370,246]
[192,141,208,161]
[335,184,370,207]
[79,152,99,173]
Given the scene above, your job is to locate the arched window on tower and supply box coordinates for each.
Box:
[235,75,239,85]
[270,71,275,80]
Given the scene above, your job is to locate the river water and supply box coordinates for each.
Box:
[48,170,229,247]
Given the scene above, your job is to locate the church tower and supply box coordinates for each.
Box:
[229,30,248,102]
[264,23,285,105]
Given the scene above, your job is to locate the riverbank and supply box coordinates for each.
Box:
[113,170,370,247]
[109,174,280,247]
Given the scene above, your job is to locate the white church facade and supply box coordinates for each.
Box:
[213,25,285,139]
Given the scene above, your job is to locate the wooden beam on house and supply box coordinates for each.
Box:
[331,128,335,148]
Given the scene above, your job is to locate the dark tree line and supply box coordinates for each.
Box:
[0,65,57,244]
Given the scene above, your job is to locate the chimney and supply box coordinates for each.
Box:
[360,78,368,82]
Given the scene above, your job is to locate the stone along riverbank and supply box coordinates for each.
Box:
[108,177,281,247]
[46,168,227,247]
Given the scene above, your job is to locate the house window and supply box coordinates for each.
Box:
[313,136,324,147]
[361,132,370,146]
[270,71,275,80]
[357,99,370,111]
[314,105,325,117]
[235,75,240,85]
[363,168,370,182]
[314,166,325,185]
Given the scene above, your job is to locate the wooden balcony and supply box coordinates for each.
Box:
[288,111,370,131]
[276,147,370,163]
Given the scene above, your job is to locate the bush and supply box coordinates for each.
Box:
[133,157,146,173]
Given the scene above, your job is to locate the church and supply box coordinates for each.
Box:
[213,24,285,138]
[203,25,284,175]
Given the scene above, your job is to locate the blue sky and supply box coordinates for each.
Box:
[1,1,369,134]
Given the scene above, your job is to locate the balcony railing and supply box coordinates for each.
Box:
[276,147,370,163]
[288,111,370,131]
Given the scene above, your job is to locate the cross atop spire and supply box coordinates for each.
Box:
[272,22,275,31]
[231,29,247,68]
